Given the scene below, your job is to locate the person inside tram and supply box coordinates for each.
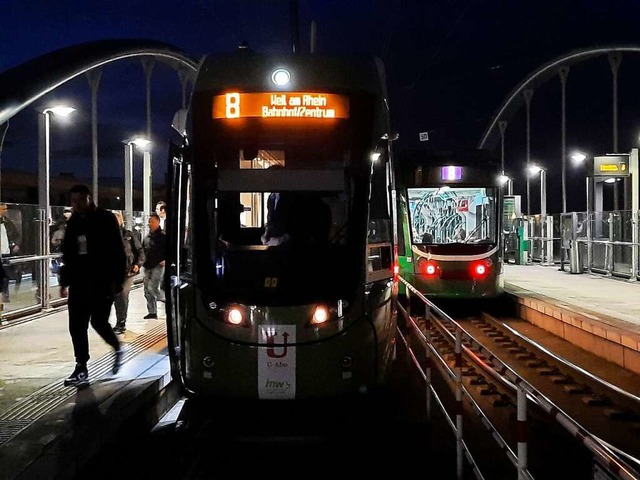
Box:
[421,231,434,243]
[217,196,246,246]
[451,225,466,243]
[261,190,331,247]
[261,190,296,246]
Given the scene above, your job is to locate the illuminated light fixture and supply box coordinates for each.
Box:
[131,136,151,148]
[311,305,330,325]
[571,152,587,163]
[498,174,510,185]
[528,165,542,175]
[441,166,462,181]
[226,306,245,325]
[370,152,381,162]
[470,260,491,279]
[47,106,76,117]
[418,258,438,276]
[271,68,291,86]
[604,178,616,184]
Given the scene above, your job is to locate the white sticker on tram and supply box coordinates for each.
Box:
[258,325,296,399]
[411,245,499,261]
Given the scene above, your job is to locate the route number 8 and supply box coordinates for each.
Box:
[226,93,240,118]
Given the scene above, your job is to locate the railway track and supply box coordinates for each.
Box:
[406,300,640,478]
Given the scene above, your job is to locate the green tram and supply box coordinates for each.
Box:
[396,151,504,299]
[165,48,398,400]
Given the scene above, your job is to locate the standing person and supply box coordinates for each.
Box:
[59,185,126,387]
[155,201,167,231]
[113,211,145,334]
[154,200,167,300]
[0,202,20,302]
[261,191,295,246]
[142,212,166,320]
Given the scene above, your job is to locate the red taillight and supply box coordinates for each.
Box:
[417,258,439,276]
[393,246,399,282]
[471,261,490,279]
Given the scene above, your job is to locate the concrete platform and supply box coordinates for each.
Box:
[503,263,640,375]
[0,286,176,480]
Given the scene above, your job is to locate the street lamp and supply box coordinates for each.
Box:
[38,105,76,308]
[571,151,587,164]
[123,136,151,231]
[529,164,547,216]
[498,173,513,195]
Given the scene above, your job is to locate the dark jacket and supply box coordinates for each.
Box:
[122,227,145,277]
[142,228,166,269]
[0,216,20,254]
[60,206,127,293]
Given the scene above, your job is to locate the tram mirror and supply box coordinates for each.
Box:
[171,109,188,135]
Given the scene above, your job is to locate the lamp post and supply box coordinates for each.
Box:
[570,151,588,212]
[38,105,76,308]
[123,137,151,231]
[529,165,547,216]
[499,173,512,196]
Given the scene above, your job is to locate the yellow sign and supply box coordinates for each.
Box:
[594,155,630,177]
[212,92,350,120]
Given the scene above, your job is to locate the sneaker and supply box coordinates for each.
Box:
[113,324,126,334]
[64,364,89,387]
[112,348,123,374]
[143,313,158,319]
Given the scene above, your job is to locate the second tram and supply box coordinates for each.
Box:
[396,151,504,299]
[165,47,398,400]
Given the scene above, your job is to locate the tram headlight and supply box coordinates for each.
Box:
[310,305,330,325]
[225,304,247,326]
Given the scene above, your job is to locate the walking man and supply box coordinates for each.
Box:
[113,211,145,334]
[60,185,127,387]
[142,212,166,320]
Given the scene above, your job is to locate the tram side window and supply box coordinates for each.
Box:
[181,164,194,274]
[367,151,393,279]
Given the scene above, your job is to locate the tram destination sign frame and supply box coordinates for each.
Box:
[212,92,350,120]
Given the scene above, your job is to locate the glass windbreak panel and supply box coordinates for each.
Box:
[408,187,498,245]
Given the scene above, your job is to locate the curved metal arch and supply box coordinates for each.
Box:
[477,45,640,150]
[0,39,200,125]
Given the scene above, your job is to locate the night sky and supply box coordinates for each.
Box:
[2,0,640,213]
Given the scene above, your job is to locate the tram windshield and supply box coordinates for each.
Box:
[407,186,498,245]
[205,144,360,304]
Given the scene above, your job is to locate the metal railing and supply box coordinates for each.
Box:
[397,275,640,480]
[0,202,146,324]
[515,209,639,280]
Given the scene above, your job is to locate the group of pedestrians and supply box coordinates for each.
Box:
[58,185,167,388]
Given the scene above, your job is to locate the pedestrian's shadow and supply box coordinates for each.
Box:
[70,385,103,429]
[53,385,106,475]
